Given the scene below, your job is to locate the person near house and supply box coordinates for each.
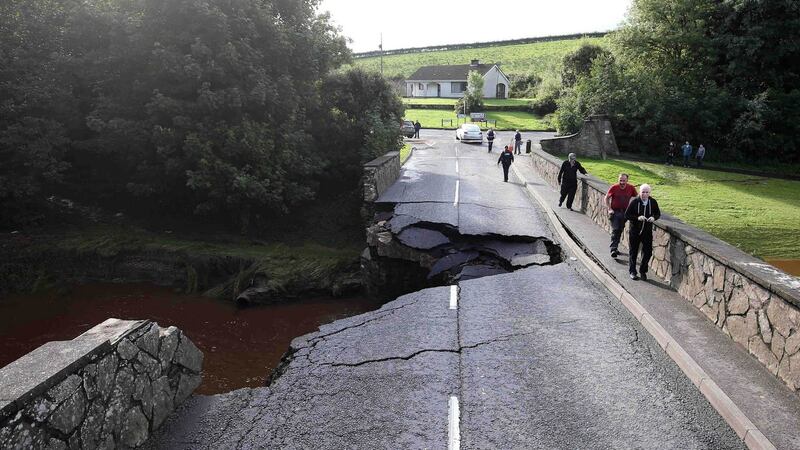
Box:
[413,120,421,139]
[605,173,637,258]
[487,128,495,152]
[696,144,706,168]
[557,153,587,211]
[681,141,693,167]
[514,130,522,155]
[497,145,514,182]
[666,141,676,165]
[624,183,661,281]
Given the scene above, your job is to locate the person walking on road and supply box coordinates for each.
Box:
[557,153,587,211]
[625,184,661,281]
[682,141,693,167]
[514,130,522,155]
[487,128,495,153]
[666,141,676,165]
[413,120,421,139]
[497,145,514,182]
[696,144,706,168]
[605,173,637,258]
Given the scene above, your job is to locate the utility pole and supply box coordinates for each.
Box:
[379,33,383,76]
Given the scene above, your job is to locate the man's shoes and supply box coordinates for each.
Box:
[640,272,648,281]
[611,250,618,258]
[567,207,573,211]
[558,202,562,208]
[629,273,638,280]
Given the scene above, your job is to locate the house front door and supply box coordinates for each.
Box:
[437,84,441,97]
[496,83,506,98]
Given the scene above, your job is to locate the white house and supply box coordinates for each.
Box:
[405,60,510,99]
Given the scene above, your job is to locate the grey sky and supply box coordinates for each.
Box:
[318,0,633,53]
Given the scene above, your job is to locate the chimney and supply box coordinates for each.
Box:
[470,59,479,67]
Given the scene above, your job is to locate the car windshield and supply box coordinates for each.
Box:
[463,125,480,132]
[403,121,413,126]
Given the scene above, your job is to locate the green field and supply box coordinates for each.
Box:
[572,157,800,259]
[353,36,608,78]
[403,98,534,106]
[404,109,551,131]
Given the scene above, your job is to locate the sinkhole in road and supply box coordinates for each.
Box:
[361,204,563,300]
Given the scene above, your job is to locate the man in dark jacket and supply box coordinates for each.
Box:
[666,141,676,165]
[557,153,587,210]
[497,146,514,182]
[413,120,421,138]
[514,130,522,154]
[487,128,495,152]
[624,183,661,281]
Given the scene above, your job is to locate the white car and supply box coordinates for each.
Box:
[456,124,483,143]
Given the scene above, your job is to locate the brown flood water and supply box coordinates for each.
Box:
[765,259,800,277]
[0,283,383,395]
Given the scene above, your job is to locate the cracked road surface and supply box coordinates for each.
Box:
[147,130,743,449]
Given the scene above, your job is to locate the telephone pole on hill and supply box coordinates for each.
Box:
[379,33,383,76]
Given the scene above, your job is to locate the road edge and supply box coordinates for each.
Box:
[510,163,777,450]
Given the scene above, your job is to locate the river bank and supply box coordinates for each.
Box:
[1,224,364,302]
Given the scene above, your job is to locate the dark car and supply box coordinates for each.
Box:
[401,120,415,138]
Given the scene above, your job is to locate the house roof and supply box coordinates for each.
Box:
[406,63,496,81]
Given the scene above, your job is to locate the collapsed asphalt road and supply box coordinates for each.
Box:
[146,130,744,449]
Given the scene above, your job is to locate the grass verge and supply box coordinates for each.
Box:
[403,98,534,107]
[404,108,552,131]
[569,156,800,259]
[400,144,412,164]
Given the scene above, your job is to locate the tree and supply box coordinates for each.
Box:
[454,70,485,114]
[561,44,611,88]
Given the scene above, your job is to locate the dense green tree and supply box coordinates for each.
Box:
[554,0,800,164]
[561,44,611,88]
[454,70,485,114]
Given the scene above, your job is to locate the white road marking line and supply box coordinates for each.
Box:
[454,180,460,206]
[455,160,459,174]
[448,396,461,450]
[449,285,458,310]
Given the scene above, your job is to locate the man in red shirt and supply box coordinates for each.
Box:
[606,173,637,258]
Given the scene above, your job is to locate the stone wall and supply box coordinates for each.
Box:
[0,318,203,449]
[530,148,800,391]
[540,115,620,158]
[362,151,401,203]
[362,151,401,223]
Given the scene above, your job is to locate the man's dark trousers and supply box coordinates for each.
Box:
[628,230,653,275]
[488,141,493,152]
[610,211,626,253]
[559,184,577,209]
[501,163,511,182]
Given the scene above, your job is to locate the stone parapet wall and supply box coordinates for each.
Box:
[362,151,401,203]
[539,115,620,158]
[530,148,800,390]
[0,319,203,449]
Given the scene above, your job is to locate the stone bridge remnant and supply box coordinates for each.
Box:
[530,147,800,392]
[0,319,203,449]
[540,114,619,159]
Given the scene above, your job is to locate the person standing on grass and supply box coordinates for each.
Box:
[557,153,587,211]
[497,145,514,182]
[606,173,637,258]
[487,128,495,152]
[413,120,421,139]
[666,141,676,165]
[682,141,693,167]
[625,183,661,281]
[514,130,522,155]
[696,144,706,168]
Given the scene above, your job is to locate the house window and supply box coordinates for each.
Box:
[418,83,424,90]
[451,82,467,93]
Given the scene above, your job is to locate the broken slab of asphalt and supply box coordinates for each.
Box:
[362,200,562,299]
